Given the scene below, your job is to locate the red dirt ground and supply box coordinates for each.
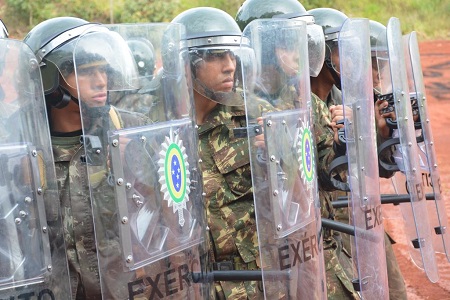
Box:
[380,40,450,299]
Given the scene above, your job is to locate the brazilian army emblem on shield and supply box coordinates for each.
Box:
[297,118,315,184]
[158,131,190,227]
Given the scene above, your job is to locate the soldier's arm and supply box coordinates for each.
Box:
[311,93,344,191]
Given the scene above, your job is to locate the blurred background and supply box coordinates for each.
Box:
[1,0,449,40]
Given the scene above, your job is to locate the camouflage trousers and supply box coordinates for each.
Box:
[323,232,359,300]
[334,206,407,300]
[214,255,264,300]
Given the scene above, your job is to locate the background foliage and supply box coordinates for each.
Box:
[1,0,449,40]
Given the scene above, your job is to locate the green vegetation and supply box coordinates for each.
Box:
[329,0,450,41]
[1,0,449,40]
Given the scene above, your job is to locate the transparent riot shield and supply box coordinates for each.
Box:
[0,39,71,298]
[387,17,439,282]
[338,18,389,297]
[242,19,326,299]
[403,31,450,261]
[73,24,209,299]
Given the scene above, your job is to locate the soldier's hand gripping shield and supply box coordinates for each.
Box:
[386,17,439,282]
[74,24,209,299]
[403,31,450,261]
[338,18,389,297]
[242,19,326,299]
[0,39,71,298]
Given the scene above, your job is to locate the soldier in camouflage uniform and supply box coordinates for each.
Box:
[171,7,277,299]
[308,7,407,299]
[23,17,149,299]
[235,1,359,298]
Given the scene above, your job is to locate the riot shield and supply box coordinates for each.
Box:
[0,39,71,298]
[403,31,450,260]
[337,18,389,297]
[72,24,209,299]
[386,17,438,282]
[242,19,326,299]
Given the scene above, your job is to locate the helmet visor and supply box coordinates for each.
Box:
[372,56,391,95]
[189,45,255,106]
[44,28,139,95]
[307,24,325,77]
[73,30,139,91]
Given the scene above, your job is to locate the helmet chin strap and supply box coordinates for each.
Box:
[47,86,79,109]
[193,77,218,102]
[325,57,342,90]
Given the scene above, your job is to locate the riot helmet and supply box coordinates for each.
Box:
[71,28,139,108]
[23,17,98,108]
[236,0,306,30]
[127,38,156,82]
[308,8,348,88]
[24,17,137,109]
[0,19,9,39]
[236,0,325,76]
[172,7,254,106]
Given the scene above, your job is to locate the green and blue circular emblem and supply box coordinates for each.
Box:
[164,143,187,203]
[300,126,314,182]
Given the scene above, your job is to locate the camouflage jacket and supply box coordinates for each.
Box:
[198,101,274,299]
[311,92,359,299]
[197,104,258,263]
[310,93,339,220]
[52,106,149,300]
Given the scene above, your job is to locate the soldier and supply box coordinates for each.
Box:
[0,25,71,299]
[235,0,325,79]
[308,7,408,299]
[236,1,358,298]
[23,17,149,299]
[171,7,274,299]
[367,20,399,179]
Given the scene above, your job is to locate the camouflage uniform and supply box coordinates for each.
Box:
[256,75,356,298]
[52,106,149,299]
[198,101,272,300]
[310,93,359,299]
[324,87,407,299]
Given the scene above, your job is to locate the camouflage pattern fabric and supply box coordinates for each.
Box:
[254,73,308,112]
[53,135,101,300]
[384,232,408,299]
[311,93,359,299]
[197,101,272,300]
[52,106,149,299]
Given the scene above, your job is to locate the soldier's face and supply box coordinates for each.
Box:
[372,57,381,90]
[275,47,300,76]
[61,64,108,107]
[194,50,236,93]
[371,56,390,94]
